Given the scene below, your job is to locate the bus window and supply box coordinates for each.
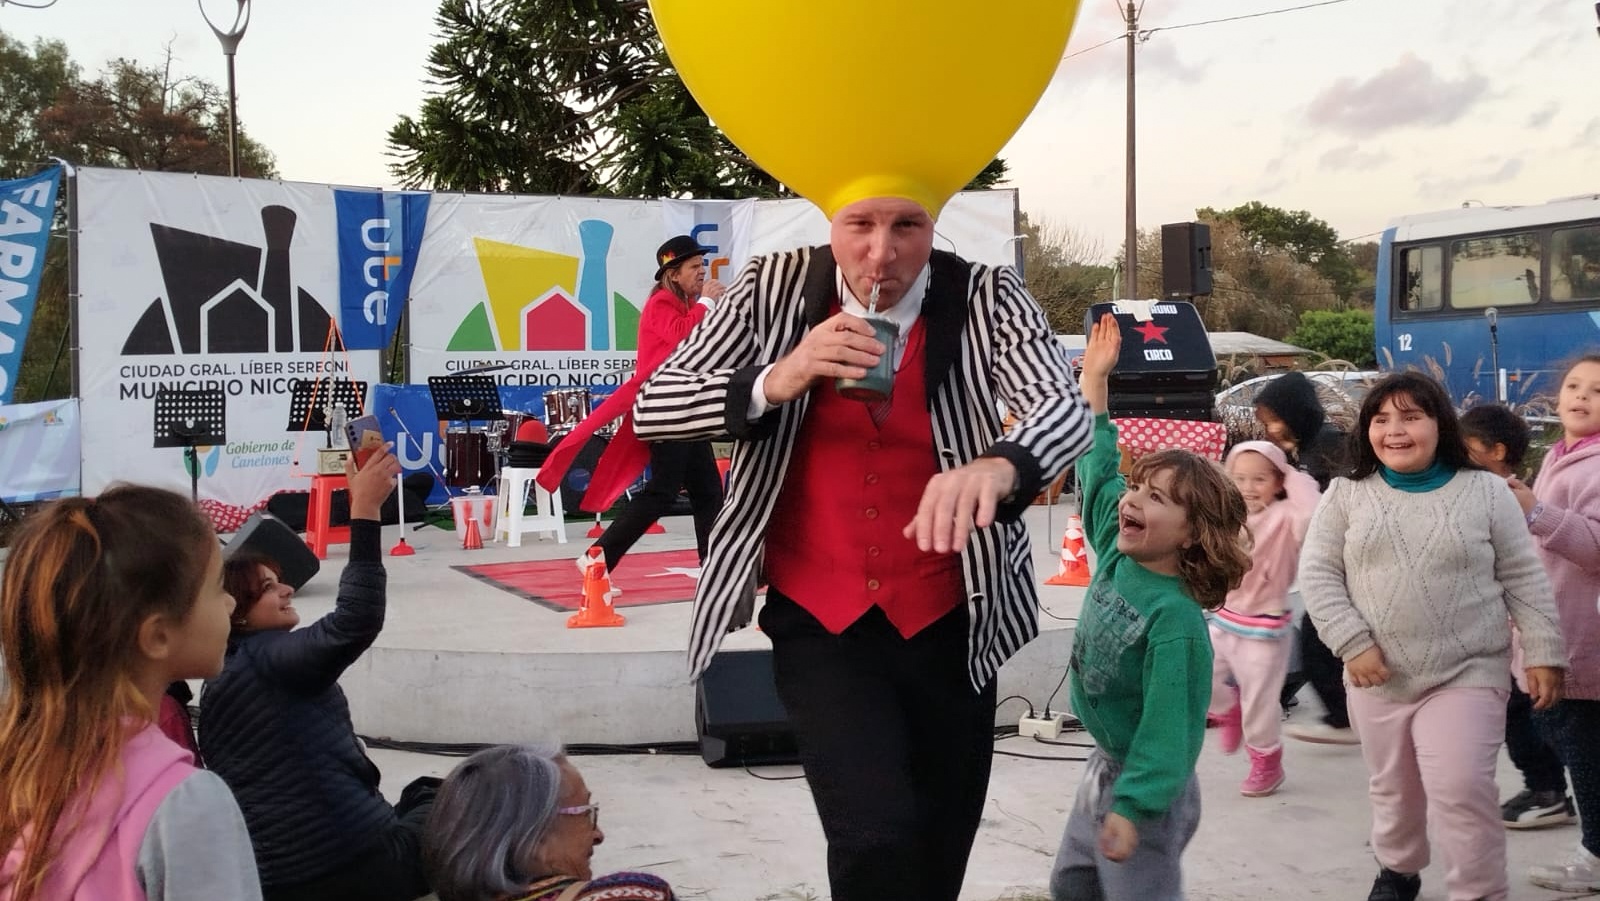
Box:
[1400,246,1442,311]
[1552,225,1600,302]
[1450,233,1540,309]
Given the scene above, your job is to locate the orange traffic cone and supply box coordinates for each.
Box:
[462,518,484,550]
[569,548,626,628]
[1045,514,1091,587]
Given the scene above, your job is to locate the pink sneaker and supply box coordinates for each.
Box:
[1241,746,1284,797]
[1216,693,1243,755]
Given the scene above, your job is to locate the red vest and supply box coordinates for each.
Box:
[764,315,964,637]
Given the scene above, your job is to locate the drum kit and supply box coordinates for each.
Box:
[442,386,614,489]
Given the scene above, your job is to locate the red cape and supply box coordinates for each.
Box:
[533,376,650,514]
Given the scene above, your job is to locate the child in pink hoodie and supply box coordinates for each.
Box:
[1510,354,1600,894]
[1208,441,1320,797]
[1,486,261,901]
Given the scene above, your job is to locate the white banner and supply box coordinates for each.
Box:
[406,195,665,389]
[661,198,756,286]
[0,398,80,502]
[76,169,381,510]
[407,190,1020,385]
[73,168,1017,515]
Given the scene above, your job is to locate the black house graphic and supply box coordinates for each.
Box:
[122,205,335,355]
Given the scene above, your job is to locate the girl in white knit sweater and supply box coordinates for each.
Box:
[1300,371,1566,901]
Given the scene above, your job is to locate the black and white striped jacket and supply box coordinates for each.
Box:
[633,246,1093,689]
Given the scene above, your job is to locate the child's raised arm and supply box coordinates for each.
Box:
[1079,313,1119,415]
[1075,314,1125,557]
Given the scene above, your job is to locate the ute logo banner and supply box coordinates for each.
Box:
[335,189,430,350]
[0,165,61,402]
[662,198,755,286]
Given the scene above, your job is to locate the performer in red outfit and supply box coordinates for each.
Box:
[537,236,727,583]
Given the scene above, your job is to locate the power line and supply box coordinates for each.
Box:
[1144,0,1357,37]
[1064,0,1358,60]
[1064,35,1125,60]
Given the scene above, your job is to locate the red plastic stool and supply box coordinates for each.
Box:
[305,474,350,560]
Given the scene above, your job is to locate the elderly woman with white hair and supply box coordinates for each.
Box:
[423,744,676,901]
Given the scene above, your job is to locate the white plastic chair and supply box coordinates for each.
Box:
[494,467,566,547]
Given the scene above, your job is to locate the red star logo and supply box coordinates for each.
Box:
[1133,320,1169,344]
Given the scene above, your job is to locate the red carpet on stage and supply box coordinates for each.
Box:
[453,549,702,612]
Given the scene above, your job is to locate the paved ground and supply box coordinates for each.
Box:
[374,696,1598,901]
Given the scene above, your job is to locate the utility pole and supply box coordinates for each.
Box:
[1124,0,1139,298]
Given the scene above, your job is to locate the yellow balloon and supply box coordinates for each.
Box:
[650,1,1081,218]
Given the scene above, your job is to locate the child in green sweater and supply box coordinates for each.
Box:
[1050,314,1251,901]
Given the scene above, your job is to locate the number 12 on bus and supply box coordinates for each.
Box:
[1375,193,1600,406]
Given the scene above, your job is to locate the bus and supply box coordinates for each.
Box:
[1374,194,1600,409]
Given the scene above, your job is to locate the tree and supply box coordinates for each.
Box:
[389,0,778,197]
[1018,213,1114,333]
[1134,216,1340,339]
[1197,201,1361,302]
[38,49,276,178]
[0,31,76,179]
[391,0,1005,200]
[965,158,1009,192]
[1348,240,1380,307]
[1286,309,1377,367]
[0,31,280,402]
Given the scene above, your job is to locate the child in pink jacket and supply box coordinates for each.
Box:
[1510,354,1600,894]
[1209,441,1320,797]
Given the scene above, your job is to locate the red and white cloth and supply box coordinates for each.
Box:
[1112,417,1226,462]
[200,498,270,534]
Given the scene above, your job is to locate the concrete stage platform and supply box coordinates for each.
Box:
[277,503,1089,747]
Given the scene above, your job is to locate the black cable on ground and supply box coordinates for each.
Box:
[1043,665,1071,718]
[359,735,702,758]
[994,749,1089,762]
[743,765,807,781]
[995,694,1037,718]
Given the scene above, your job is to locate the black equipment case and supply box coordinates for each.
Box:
[1084,300,1219,421]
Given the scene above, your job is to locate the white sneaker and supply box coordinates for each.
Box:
[1283,722,1360,745]
[1529,845,1600,893]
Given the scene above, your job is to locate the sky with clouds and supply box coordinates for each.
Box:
[5,0,1598,261]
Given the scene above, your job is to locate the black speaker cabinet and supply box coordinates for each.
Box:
[225,512,321,590]
[1085,300,1219,422]
[1161,222,1213,298]
[694,649,799,768]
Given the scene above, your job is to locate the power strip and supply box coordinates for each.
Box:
[1019,713,1070,740]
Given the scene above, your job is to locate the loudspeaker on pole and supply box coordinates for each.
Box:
[1161,222,1213,298]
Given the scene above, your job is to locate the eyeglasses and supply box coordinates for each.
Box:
[557,803,599,829]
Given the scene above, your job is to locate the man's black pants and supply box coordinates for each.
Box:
[596,439,722,569]
[759,590,996,901]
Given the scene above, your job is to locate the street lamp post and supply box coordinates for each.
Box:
[199,0,251,177]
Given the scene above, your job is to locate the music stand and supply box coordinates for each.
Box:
[153,389,227,503]
[426,375,503,424]
[287,379,368,445]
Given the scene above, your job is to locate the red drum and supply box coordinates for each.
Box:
[445,428,494,488]
[544,388,592,435]
[503,411,532,441]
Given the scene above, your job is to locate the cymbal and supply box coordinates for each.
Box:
[455,361,515,375]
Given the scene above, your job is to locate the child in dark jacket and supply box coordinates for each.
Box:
[1254,371,1359,746]
[201,447,438,901]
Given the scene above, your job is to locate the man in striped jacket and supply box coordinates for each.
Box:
[634,196,1093,901]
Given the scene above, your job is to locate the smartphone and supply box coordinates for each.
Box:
[344,414,383,470]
